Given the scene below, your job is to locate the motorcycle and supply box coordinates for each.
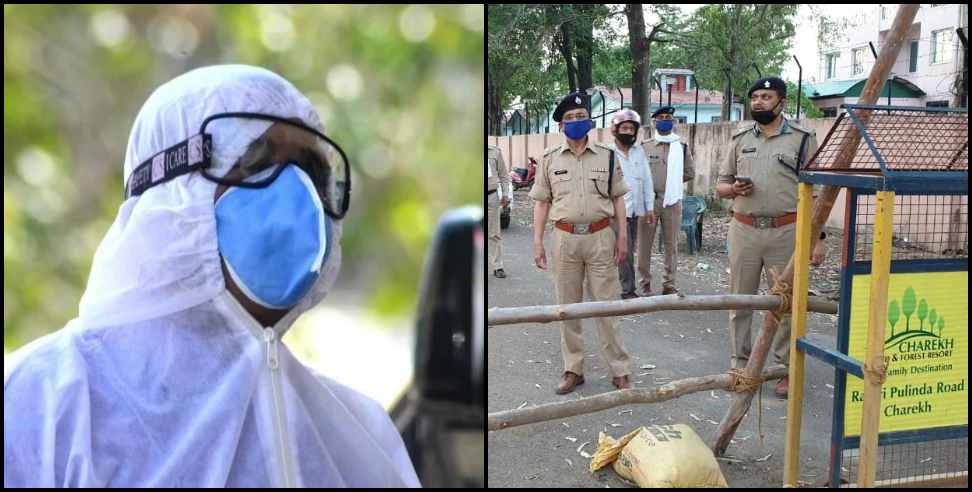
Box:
[510,157,537,191]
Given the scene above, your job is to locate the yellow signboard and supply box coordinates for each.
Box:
[843,271,968,437]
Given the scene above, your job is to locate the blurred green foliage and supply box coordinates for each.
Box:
[3,5,484,351]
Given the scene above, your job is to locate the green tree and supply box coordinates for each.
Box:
[5,5,483,351]
[887,300,900,337]
[488,5,546,134]
[928,308,938,334]
[917,298,928,332]
[678,4,799,120]
[785,81,823,119]
[901,287,916,332]
[937,317,944,337]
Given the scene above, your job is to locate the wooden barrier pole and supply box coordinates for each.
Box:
[858,190,894,488]
[488,294,837,327]
[488,365,788,431]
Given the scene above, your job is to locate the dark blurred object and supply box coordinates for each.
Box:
[391,206,484,488]
[500,200,511,229]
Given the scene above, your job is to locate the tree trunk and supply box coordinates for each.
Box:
[557,23,578,93]
[487,74,503,136]
[722,76,732,121]
[626,4,650,123]
[574,5,595,92]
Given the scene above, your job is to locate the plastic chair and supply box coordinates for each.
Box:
[681,196,706,255]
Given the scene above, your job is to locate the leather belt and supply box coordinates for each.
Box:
[733,212,797,229]
[555,217,611,234]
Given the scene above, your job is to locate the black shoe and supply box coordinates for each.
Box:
[493,269,506,278]
[621,292,639,300]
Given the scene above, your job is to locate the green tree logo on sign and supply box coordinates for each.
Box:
[885,286,946,348]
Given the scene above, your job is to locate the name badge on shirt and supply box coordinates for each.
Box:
[591,168,608,173]
[741,147,757,154]
[554,169,568,175]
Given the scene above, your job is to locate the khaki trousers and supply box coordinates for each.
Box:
[551,226,631,377]
[727,218,795,369]
[638,199,681,291]
[487,191,503,271]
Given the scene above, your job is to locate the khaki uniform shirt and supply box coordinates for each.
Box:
[487,145,512,196]
[641,138,696,197]
[529,139,629,224]
[717,119,818,216]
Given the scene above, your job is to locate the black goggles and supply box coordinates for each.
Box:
[125,112,351,220]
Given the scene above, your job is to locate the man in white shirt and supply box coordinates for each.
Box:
[610,109,655,299]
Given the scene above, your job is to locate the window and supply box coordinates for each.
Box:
[925,100,949,107]
[822,107,838,117]
[909,41,918,72]
[676,116,687,124]
[710,116,722,123]
[825,53,838,79]
[930,29,953,65]
[852,48,865,75]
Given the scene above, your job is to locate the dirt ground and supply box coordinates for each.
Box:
[488,188,849,488]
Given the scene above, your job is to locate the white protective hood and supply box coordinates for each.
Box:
[4,65,421,487]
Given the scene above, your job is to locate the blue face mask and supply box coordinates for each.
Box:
[216,165,330,310]
[655,120,674,133]
[563,119,593,140]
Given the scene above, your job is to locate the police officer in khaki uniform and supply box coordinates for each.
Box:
[487,145,512,278]
[716,76,826,399]
[638,106,695,296]
[529,91,632,394]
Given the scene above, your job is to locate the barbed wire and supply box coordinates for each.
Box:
[818,30,964,55]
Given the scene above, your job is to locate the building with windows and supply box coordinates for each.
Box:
[809,4,966,114]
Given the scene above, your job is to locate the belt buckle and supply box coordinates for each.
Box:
[753,216,773,229]
[574,223,590,234]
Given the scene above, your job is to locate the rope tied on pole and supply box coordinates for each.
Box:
[727,368,766,447]
[864,355,888,385]
[768,267,792,322]
[726,368,762,393]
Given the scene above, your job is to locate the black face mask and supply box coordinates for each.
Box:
[751,99,782,125]
[616,133,637,147]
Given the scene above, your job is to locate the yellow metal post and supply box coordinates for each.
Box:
[783,183,814,487]
[858,190,895,488]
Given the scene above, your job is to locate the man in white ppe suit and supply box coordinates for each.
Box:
[4,65,421,488]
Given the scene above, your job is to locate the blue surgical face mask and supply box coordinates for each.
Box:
[216,165,330,310]
[655,120,674,133]
[563,119,593,140]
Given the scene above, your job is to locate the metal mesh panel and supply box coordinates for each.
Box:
[840,437,969,487]
[807,107,968,173]
[852,193,968,262]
